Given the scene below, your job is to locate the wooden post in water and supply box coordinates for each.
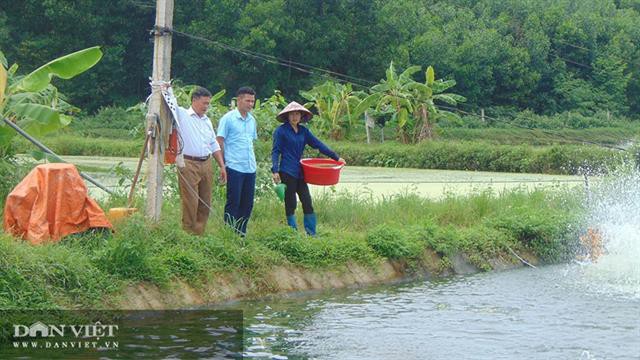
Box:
[146,0,174,222]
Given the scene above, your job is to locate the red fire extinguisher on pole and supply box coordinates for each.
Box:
[164,126,178,164]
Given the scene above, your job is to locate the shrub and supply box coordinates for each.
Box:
[73,106,144,132]
[160,245,208,278]
[424,225,463,257]
[488,209,578,263]
[366,225,423,259]
[96,219,170,283]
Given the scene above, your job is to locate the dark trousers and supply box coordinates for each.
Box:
[224,167,256,235]
[280,172,314,216]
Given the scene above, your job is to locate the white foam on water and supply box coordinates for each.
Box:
[581,166,640,299]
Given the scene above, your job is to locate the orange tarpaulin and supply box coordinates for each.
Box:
[3,163,112,244]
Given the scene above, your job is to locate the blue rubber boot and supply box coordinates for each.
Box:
[286,215,298,230]
[303,213,317,236]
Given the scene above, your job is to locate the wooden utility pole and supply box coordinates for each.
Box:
[146,0,174,221]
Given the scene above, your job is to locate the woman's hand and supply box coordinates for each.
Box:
[272,173,281,184]
[338,157,346,165]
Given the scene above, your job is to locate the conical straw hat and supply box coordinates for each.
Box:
[277,101,313,122]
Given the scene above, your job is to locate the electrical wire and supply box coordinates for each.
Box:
[171,29,377,89]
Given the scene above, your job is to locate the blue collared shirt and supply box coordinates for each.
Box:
[217,109,257,173]
[271,122,339,179]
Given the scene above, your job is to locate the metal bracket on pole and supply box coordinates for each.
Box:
[150,25,173,37]
[146,113,159,155]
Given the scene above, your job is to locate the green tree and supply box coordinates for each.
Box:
[1,0,639,118]
[368,62,419,143]
[409,66,466,142]
[300,81,371,140]
[0,0,150,111]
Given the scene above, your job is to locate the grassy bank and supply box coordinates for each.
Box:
[328,141,633,175]
[437,127,637,146]
[0,186,585,310]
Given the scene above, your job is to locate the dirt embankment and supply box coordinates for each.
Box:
[118,249,538,309]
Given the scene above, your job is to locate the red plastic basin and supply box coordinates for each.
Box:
[300,158,345,186]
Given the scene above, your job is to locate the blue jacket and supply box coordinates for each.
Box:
[271,122,339,178]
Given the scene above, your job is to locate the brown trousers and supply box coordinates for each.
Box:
[177,158,213,235]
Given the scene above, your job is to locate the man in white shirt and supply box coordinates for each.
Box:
[165,85,226,235]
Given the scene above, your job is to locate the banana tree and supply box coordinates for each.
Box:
[0,47,103,153]
[366,62,420,143]
[408,66,466,142]
[300,81,376,140]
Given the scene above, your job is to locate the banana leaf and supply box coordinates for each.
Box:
[14,46,102,93]
[11,103,69,136]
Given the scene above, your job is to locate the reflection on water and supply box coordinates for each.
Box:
[225,265,639,360]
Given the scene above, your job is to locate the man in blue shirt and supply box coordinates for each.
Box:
[216,87,257,236]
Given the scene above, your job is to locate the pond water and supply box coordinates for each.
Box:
[3,262,636,359]
[214,168,633,360]
[27,155,585,200]
[311,165,584,200]
[227,262,638,360]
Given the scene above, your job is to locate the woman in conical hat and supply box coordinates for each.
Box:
[271,101,345,236]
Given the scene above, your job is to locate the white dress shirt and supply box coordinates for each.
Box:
[162,87,221,157]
